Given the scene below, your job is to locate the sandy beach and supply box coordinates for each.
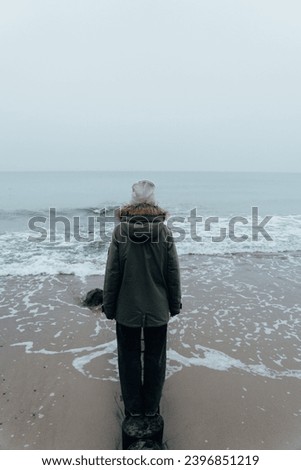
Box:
[1,253,301,449]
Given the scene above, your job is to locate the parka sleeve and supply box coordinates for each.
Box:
[102,235,121,320]
[166,234,182,316]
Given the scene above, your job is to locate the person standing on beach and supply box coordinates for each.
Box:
[102,180,182,417]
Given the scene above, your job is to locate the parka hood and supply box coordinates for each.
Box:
[116,203,168,244]
[116,203,167,220]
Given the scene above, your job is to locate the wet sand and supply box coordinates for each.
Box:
[0,253,301,449]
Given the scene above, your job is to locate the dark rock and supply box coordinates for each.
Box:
[83,288,103,308]
[122,414,164,450]
[127,439,163,450]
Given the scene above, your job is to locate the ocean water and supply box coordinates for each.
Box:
[0,171,300,277]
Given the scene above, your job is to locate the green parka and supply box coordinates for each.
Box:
[103,204,182,327]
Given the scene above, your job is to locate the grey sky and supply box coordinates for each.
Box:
[1,0,300,172]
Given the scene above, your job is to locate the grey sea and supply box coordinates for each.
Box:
[1,171,301,449]
[1,171,301,276]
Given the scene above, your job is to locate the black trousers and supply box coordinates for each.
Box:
[116,322,167,415]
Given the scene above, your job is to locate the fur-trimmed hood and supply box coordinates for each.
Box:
[114,203,168,243]
[115,203,168,221]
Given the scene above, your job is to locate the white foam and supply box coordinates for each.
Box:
[1,212,301,276]
[72,340,117,379]
[168,344,301,380]
[168,346,245,372]
[11,336,301,382]
[11,340,118,380]
[175,214,301,255]
[0,231,107,278]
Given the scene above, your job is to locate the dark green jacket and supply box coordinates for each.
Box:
[103,204,182,327]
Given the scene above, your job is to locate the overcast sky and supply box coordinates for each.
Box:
[1,0,300,172]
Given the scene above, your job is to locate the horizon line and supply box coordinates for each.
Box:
[1,169,301,174]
